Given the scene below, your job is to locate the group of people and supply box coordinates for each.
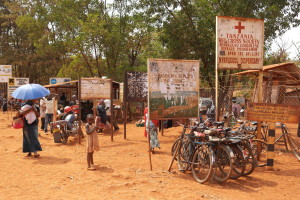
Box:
[14,94,125,170]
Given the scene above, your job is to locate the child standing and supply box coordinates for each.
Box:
[85,114,100,170]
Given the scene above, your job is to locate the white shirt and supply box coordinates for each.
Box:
[45,98,55,114]
[21,105,36,124]
[40,98,46,118]
[104,99,111,116]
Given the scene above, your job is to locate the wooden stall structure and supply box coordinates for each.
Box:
[79,78,114,141]
[234,62,300,105]
[45,79,121,142]
[123,71,148,139]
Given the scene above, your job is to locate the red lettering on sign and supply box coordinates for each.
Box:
[234,22,245,34]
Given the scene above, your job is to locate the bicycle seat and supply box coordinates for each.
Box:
[224,127,231,132]
[213,121,224,127]
[52,120,67,125]
[228,130,239,135]
[251,121,258,125]
[204,129,219,135]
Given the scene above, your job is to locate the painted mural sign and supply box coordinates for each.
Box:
[0,65,12,82]
[216,16,264,69]
[247,103,300,123]
[8,77,29,98]
[147,59,199,119]
[125,71,148,102]
[81,78,111,100]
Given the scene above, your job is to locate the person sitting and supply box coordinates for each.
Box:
[94,99,109,132]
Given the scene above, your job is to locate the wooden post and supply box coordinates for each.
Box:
[256,70,263,160]
[215,18,219,121]
[168,140,180,172]
[161,120,164,136]
[110,80,114,141]
[266,122,276,170]
[78,77,82,144]
[53,98,57,122]
[123,72,127,139]
[215,64,219,121]
[147,109,153,171]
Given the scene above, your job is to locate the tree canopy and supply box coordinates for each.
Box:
[0,0,299,84]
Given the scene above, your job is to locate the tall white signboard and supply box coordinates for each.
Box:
[216,16,264,69]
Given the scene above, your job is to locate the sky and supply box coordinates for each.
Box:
[271,26,300,60]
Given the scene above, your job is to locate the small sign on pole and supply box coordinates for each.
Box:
[0,65,12,83]
[247,103,300,123]
[81,78,111,100]
[123,71,148,139]
[247,102,300,169]
[8,77,29,98]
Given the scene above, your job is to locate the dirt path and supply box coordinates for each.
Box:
[1,112,300,200]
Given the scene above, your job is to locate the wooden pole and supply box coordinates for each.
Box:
[78,77,82,144]
[53,88,58,122]
[266,122,276,170]
[147,110,153,171]
[110,80,114,141]
[161,120,164,136]
[168,139,180,172]
[256,70,263,160]
[123,72,127,139]
[147,60,152,171]
[215,16,219,121]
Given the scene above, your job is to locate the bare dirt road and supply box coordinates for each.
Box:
[1,112,300,200]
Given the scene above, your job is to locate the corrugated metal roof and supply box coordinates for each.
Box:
[233,62,300,82]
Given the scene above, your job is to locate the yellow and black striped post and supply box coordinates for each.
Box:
[266,122,276,170]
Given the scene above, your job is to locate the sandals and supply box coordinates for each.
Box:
[87,167,96,171]
[26,153,32,157]
[34,154,40,158]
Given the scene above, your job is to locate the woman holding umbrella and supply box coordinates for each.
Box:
[12,84,50,157]
[18,99,42,157]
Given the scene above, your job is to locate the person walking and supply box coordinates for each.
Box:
[39,97,46,131]
[104,99,119,131]
[18,99,42,157]
[85,114,100,170]
[44,95,55,134]
[144,107,160,153]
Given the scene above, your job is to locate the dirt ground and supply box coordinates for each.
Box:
[1,111,300,200]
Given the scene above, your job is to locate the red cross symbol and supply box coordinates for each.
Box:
[234,22,245,34]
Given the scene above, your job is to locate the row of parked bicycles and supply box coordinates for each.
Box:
[170,120,300,184]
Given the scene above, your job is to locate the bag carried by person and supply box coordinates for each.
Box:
[12,116,24,129]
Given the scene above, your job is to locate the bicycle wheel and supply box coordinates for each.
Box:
[287,135,300,160]
[229,144,245,179]
[213,144,233,182]
[177,138,192,172]
[251,139,267,167]
[191,146,214,184]
[240,142,257,176]
[171,138,180,160]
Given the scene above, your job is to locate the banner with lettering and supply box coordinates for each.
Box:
[8,78,29,98]
[125,71,148,102]
[216,16,264,69]
[147,59,199,119]
[247,103,300,123]
[81,78,111,100]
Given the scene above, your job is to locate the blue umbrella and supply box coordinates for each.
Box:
[12,84,50,100]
